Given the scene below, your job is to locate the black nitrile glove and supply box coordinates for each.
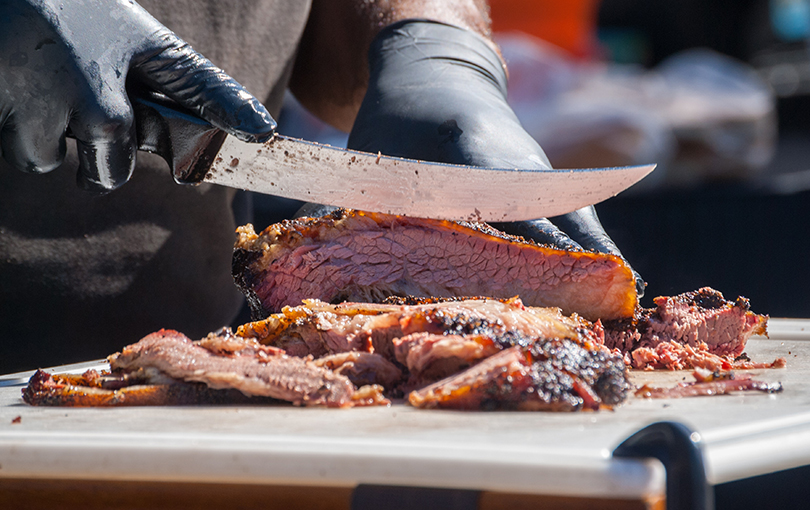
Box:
[0,0,275,191]
[347,20,645,296]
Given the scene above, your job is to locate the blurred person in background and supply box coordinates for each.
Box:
[488,0,777,186]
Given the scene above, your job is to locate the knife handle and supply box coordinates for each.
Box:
[67,88,228,184]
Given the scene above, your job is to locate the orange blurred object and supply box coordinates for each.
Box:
[490,0,601,59]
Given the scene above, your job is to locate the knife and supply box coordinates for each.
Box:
[127,91,655,222]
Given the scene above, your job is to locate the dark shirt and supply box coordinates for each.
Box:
[0,0,312,372]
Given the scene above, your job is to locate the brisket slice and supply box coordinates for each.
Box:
[393,332,500,381]
[409,343,629,412]
[603,288,768,363]
[236,297,601,363]
[108,329,371,408]
[233,209,637,321]
[22,369,283,407]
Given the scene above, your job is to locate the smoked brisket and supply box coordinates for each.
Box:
[22,369,285,407]
[409,342,628,411]
[233,209,638,321]
[108,329,382,407]
[234,297,630,409]
[604,287,769,369]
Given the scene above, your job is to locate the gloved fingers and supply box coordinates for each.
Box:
[132,32,276,143]
[70,94,137,192]
[550,206,622,256]
[551,206,647,296]
[632,271,647,297]
[0,110,69,174]
[490,218,583,252]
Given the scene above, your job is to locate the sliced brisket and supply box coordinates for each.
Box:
[604,288,768,368]
[108,329,366,407]
[233,209,638,321]
[409,343,629,412]
[236,297,600,361]
[393,332,500,382]
[22,369,284,407]
[23,287,773,410]
[233,297,629,409]
[313,352,403,389]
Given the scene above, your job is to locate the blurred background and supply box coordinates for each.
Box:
[263,0,810,319]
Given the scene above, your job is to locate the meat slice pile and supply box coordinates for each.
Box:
[232,209,638,321]
[24,298,631,411]
[23,368,284,407]
[24,287,779,410]
[24,329,388,408]
[236,297,630,410]
[109,329,373,407]
[23,289,778,409]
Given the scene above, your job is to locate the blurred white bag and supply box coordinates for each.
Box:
[498,32,777,191]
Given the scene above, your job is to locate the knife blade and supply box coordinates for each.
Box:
[130,91,655,222]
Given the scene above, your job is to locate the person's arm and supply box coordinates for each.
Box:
[0,0,275,191]
[291,1,645,295]
[290,0,494,132]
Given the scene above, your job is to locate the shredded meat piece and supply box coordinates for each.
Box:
[628,340,785,371]
[635,369,783,399]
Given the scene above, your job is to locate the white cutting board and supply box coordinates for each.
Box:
[0,318,808,500]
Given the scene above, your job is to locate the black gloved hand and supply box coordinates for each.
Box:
[0,0,275,191]
[347,20,645,296]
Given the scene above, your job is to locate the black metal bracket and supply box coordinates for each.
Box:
[613,421,714,510]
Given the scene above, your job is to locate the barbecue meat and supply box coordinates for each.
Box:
[108,328,382,407]
[233,209,637,321]
[22,369,284,407]
[604,287,768,367]
[409,341,629,411]
[393,332,500,381]
[22,285,772,410]
[635,368,783,399]
[313,352,403,389]
[237,298,599,353]
[235,296,629,409]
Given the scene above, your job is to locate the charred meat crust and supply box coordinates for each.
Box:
[408,345,627,412]
[231,247,265,318]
